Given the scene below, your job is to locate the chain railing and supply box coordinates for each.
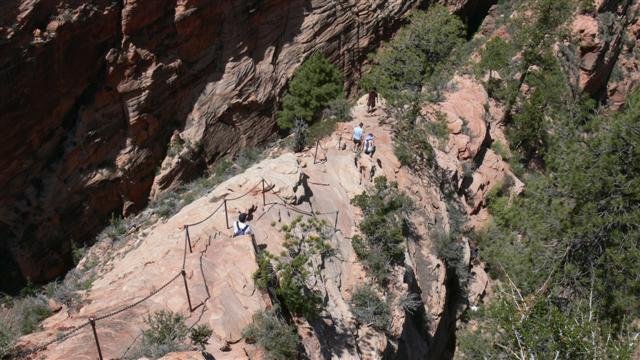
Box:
[19,149,346,359]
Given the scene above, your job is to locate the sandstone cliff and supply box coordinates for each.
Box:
[15,92,503,359]
[1,0,428,289]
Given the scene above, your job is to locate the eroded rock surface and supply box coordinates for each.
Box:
[1,0,428,288]
[17,91,504,359]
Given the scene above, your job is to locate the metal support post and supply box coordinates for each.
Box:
[334,210,339,231]
[185,226,193,253]
[89,318,103,360]
[313,140,319,164]
[181,270,193,312]
[224,199,229,229]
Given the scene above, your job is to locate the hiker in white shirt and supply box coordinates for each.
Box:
[233,213,252,237]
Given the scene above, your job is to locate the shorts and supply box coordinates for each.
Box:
[353,138,362,145]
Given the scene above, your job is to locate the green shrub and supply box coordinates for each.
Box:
[166,138,185,157]
[360,5,465,105]
[253,252,275,291]
[464,83,640,359]
[189,324,213,349]
[323,97,352,122]
[273,218,330,319]
[255,218,330,320]
[105,213,126,238]
[292,118,309,153]
[393,115,437,172]
[393,141,413,168]
[44,279,79,308]
[351,177,413,285]
[137,310,188,358]
[350,286,390,331]
[277,53,344,130]
[307,117,337,146]
[578,0,596,14]
[477,37,514,100]
[242,309,300,360]
[398,292,423,315]
[150,146,266,219]
[0,294,52,356]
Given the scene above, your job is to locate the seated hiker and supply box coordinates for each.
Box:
[352,122,363,151]
[233,213,252,237]
[363,133,375,157]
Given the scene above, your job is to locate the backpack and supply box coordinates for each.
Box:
[234,221,249,236]
[364,138,374,153]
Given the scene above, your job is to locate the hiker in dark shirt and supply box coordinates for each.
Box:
[367,90,378,113]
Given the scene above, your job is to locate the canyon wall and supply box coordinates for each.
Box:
[0,0,426,288]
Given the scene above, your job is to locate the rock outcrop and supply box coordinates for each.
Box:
[16,97,426,359]
[571,0,640,103]
[1,0,428,288]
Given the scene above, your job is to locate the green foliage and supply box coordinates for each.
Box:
[292,118,309,153]
[323,97,352,122]
[253,252,275,291]
[433,200,470,291]
[360,6,464,175]
[478,37,512,76]
[508,51,575,163]
[137,310,188,358]
[243,308,300,360]
[274,217,329,319]
[189,324,213,349]
[351,177,413,285]
[307,118,335,148]
[490,140,510,160]
[464,89,640,357]
[70,241,87,265]
[360,5,465,106]
[254,218,330,319]
[105,213,127,239]
[578,0,596,14]
[477,37,514,99]
[0,294,51,357]
[458,290,638,358]
[150,146,266,219]
[166,137,185,158]
[350,286,390,331]
[277,53,344,130]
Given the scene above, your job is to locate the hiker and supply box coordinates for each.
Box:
[363,133,375,157]
[367,90,378,113]
[353,122,364,151]
[233,213,252,237]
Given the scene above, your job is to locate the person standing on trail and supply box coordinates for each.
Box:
[233,213,252,237]
[367,90,378,113]
[364,133,375,157]
[353,122,364,151]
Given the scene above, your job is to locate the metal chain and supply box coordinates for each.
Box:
[22,170,343,357]
[225,180,263,201]
[15,321,91,357]
[93,272,181,321]
[184,179,263,228]
[183,200,225,227]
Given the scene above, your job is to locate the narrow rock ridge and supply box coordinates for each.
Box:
[18,94,505,359]
[1,0,433,288]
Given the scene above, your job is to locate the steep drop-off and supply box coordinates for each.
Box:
[0,0,434,289]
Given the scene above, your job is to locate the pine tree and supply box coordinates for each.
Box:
[277,53,344,130]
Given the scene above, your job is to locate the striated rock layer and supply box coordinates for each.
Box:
[0,0,427,288]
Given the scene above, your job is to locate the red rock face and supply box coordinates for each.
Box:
[0,0,424,289]
[572,0,640,101]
